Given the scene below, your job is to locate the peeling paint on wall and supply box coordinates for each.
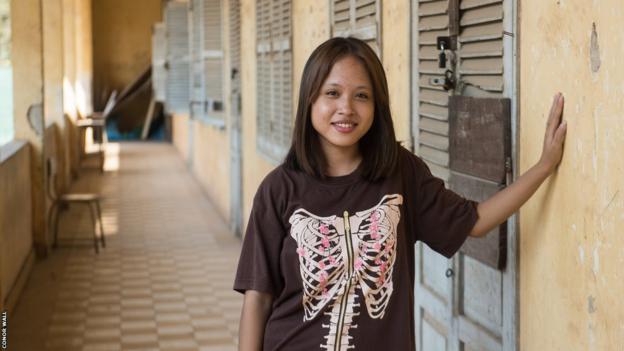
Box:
[588,295,597,313]
[590,23,601,73]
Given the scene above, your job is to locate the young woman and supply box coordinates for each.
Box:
[234,37,566,351]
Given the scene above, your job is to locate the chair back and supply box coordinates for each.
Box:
[46,157,59,201]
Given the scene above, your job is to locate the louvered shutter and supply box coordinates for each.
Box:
[229,0,241,94]
[414,0,451,181]
[256,0,271,154]
[331,0,381,55]
[256,0,292,162]
[414,0,505,181]
[203,0,224,118]
[152,23,167,102]
[165,1,191,114]
[457,0,504,94]
[272,0,292,156]
[190,0,205,118]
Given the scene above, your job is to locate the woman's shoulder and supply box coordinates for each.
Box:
[253,163,301,201]
[396,142,429,173]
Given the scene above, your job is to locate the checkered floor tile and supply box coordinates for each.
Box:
[9,142,243,351]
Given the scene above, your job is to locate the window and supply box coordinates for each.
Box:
[331,0,381,55]
[0,0,13,146]
[164,1,191,115]
[256,0,292,163]
[190,0,224,125]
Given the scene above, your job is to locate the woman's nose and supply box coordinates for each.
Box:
[337,96,354,115]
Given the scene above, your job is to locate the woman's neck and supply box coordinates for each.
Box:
[324,150,362,177]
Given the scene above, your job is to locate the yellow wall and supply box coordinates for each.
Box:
[91,0,162,104]
[43,0,71,190]
[192,124,230,220]
[172,114,190,161]
[240,0,289,228]
[519,1,624,349]
[11,0,46,253]
[62,0,93,177]
[381,0,410,148]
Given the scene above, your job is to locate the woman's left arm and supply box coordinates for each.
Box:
[469,93,567,238]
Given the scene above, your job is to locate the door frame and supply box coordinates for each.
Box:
[409,0,519,349]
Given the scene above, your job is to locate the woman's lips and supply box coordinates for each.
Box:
[331,122,357,133]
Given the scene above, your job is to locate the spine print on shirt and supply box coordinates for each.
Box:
[288,194,403,351]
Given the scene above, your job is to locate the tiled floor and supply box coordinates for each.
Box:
[10,142,243,351]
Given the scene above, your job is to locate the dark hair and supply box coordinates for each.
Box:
[284,37,399,182]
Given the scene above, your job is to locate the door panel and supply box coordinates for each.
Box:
[422,243,451,301]
[461,255,502,335]
[422,313,449,351]
[412,0,516,350]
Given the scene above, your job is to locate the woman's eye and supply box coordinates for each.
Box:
[326,90,338,97]
[356,93,369,99]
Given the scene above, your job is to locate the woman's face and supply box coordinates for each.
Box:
[311,55,375,161]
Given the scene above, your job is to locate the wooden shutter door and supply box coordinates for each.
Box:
[413,1,515,350]
[203,0,224,117]
[229,0,243,237]
[190,0,205,118]
[229,0,241,96]
[256,0,272,156]
[256,0,291,162]
[272,0,292,157]
[165,1,191,114]
[331,0,380,55]
[152,23,167,102]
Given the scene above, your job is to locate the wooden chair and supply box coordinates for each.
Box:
[77,90,118,172]
[46,157,106,253]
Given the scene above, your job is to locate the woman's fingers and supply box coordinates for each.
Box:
[554,120,567,146]
[546,93,564,143]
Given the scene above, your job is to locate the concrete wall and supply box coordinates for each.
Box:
[91,0,162,105]
[0,142,32,311]
[519,1,624,349]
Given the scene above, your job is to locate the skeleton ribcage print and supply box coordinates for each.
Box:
[288,194,404,351]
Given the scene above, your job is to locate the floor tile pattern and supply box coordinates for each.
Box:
[10,142,243,351]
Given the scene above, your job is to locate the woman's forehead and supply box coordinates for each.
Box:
[322,57,372,88]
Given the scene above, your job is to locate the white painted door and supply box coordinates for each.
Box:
[411,1,517,350]
[229,0,242,237]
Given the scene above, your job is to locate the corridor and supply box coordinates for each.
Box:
[9,142,243,351]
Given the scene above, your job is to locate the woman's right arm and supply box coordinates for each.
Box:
[238,290,274,351]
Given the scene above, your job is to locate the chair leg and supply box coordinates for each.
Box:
[87,202,99,254]
[95,200,106,248]
[53,201,63,248]
[48,202,59,248]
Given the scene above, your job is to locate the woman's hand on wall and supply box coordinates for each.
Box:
[469,92,568,238]
[538,93,567,174]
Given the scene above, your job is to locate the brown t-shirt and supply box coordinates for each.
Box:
[234,145,479,351]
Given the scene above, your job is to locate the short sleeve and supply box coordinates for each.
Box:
[233,174,286,297]
[410,156,479,258]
